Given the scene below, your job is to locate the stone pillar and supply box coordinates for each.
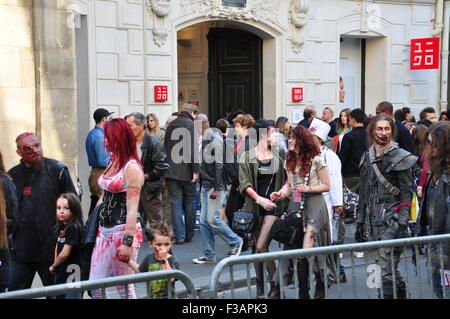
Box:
[33,0,78,179]
[0,0,36,169]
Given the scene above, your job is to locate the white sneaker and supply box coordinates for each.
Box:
[354,251,364,258]
[229,239,244,257]
[193,256,216,264]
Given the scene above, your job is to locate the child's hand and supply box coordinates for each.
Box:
[154,245,171,262]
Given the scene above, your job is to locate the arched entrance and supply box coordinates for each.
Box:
[208,27,262,122]
[176,20,280,123]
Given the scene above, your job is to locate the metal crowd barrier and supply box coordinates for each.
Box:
[0,269,196,299]
[209,234,450,299]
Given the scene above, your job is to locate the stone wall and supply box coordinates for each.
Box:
[0,0,36,170]
[33,0,78,178]
[0,0,78,185]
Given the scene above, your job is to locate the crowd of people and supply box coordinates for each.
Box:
[0,97,448,299]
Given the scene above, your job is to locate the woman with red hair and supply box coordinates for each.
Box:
[89,118,145,299]
[271,125,336,299]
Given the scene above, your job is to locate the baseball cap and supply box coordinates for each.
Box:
[93,108,114,123]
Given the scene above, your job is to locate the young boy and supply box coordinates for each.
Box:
[128,222,180,299]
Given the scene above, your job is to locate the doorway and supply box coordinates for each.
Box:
[208,28,263,123]
[339,37,366,111]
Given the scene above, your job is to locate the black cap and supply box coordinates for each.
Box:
[93,108,114,123]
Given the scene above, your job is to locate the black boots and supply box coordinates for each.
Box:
[255,279,280,299]
[256,279,265,299]
[267,280,280,299]
[298,258,310,299]
[314,271,325,299]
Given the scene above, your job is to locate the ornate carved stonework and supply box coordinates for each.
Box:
[290,36,305,54]
[180,0,280,23]
[288,0,308,54]
[148,0,171,17]
[153,28,169,47]
[147,0,171,47]
[353,2,381,33]
[290,0,309,28]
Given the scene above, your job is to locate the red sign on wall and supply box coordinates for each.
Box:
[154,85,168,102]
[410,38,440,70]
[292,87,303,102]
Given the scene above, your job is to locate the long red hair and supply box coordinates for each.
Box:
[286,125,320,175]
[104,118,142,170]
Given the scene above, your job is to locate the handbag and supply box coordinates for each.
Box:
[270,210,304,245]
[343,184,359,213]
[270,161,312,245]
[232,209,256,236]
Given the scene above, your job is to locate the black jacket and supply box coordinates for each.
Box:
[328,120,337,138]
[357,143,417,227]
[417,172,450,266]
[223,135,251,189]
[8,158,76,262]
[164,112,200,182]
[395,120,416,155]
[141,132,169,199]
[339,126,368,178]
[0,175,18,261]
[200,129,225,191]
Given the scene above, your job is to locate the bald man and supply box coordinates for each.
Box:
[8,133,76,291]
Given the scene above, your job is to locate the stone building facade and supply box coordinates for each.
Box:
[1,0,449,214]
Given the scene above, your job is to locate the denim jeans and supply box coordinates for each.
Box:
[0,254,12,292]
[200,188,241,260]
[430,244,450,299]
[167,178,196,242]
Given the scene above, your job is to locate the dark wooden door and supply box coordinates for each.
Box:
[208,28,262,123]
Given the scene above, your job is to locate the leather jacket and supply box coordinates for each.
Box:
[8,158,76,262]
[357,143,418,229]
[141,132,169,199]
[417,172,450,266]
[164,112,200,182]
[200,129,225,191]
[0,175,18,261]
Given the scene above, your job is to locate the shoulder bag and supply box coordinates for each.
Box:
[270,161,312,245]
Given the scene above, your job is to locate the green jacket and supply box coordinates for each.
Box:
[238,147,288,218]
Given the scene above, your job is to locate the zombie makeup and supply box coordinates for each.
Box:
[17,135,43,163]
[374,120,392,146]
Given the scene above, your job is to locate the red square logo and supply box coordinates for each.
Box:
[154,85,168,102]
[292,87,303,102]
[410,38,440,70]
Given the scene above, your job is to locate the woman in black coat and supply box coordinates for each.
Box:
[417,121,450,299]
[0,150,19,292]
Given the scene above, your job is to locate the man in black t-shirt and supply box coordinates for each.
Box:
[339,108,368,193]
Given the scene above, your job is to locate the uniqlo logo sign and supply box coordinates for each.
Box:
[292,88,303,102]
[410,38,440,70]
[154,85,168,102]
